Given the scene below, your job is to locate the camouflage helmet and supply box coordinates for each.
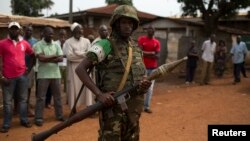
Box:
[110,5,139,31]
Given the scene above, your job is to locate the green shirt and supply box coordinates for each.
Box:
[34,40,63,79]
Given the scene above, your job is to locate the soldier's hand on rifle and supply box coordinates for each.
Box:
[96,92,115,107]
[138,76,151,94]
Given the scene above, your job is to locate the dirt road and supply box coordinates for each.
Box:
[0,72,250,141]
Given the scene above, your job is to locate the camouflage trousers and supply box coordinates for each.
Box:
[98,105,142,141]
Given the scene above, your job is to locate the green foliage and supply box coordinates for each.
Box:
[105,0,133,6]
[178,0,250,18]
[11,0,54,17]
[177,0,250,34]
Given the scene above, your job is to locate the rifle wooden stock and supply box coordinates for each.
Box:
[31,57,187,141]
[32,85,137,141]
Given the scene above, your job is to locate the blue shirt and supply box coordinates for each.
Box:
[230,41,248,64]
[25,37,37,70]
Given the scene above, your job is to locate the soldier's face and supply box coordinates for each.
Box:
[118,17,133,38]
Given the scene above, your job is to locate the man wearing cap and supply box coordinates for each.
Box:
[63,22,93,110]
[0,22,34,133]
[76,5,151,140]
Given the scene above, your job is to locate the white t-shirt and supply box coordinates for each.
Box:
[201,40,216,62]
[55,40,67,67]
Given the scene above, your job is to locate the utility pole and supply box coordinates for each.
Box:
[69,0,73,23]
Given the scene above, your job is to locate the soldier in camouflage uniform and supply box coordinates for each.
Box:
[76,5,151,141]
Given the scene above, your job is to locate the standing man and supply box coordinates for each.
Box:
[63,23,93,110]
[200,34,216,85]
[230,35,248,84]
[34,26,65,126]
[76,5,151,140]
[92,24,109,45]
[0,22,34,133]
[138,25,160,113]
[23,25,37,116]
[56,29,68,93]
[185,40,199,84]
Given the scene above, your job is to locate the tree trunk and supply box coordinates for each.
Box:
[203,15,219,36]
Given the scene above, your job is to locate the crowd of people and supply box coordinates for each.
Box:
[0,5,248,141]
[0,21,112,133]
[185,34,248,86]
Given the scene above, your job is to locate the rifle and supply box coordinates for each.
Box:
[31,57,187,141]
[69,68,93,117]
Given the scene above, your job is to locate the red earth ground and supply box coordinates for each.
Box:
[0,71,250,141]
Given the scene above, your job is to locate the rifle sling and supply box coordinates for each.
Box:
[117,45,133,91]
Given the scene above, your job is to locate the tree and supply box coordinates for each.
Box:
[177,0,250,35]
[105,0,133,6]
[11,0,54,17]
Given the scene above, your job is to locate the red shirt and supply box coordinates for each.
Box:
[0,38,33,78]
[138,35,160,69]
